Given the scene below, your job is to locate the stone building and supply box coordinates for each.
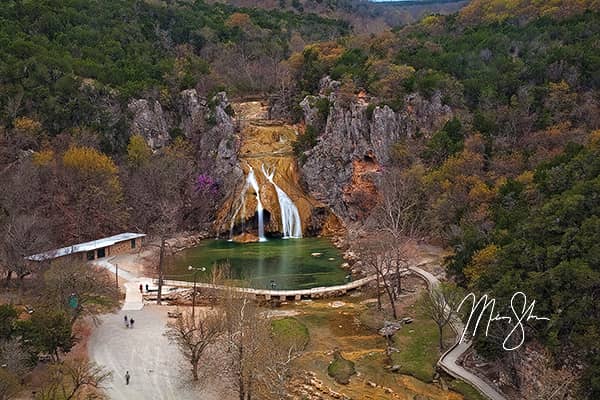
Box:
[27,232,146,263]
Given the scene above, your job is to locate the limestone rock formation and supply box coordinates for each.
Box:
[128,89,236,148]
[128,98,172,149]
[217,120,327,239]
[301,90,452,223]
[128,90,242,199]
[197,92,242,185]
[178,88,207,137]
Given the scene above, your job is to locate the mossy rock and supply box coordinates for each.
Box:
[271,317,309,348]
[327,350,356,385]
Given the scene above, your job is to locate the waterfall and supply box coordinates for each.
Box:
[247,168,266,242]
[229,167,266,242]
[261,165,302,239]
[229,178,249,240]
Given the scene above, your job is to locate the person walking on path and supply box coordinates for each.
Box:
[124,315,129,328]
[139,284,143,293]
[125,371,130,385]
[130,318,135,328]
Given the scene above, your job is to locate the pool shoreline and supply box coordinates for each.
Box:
[165,237,349,290]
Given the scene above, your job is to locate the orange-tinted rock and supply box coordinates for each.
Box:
[321,212,346,237]
[216,118,326,237]
[232,232,260,243]
[342,157,382,221]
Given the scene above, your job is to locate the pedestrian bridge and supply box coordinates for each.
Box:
[155,274,378,301]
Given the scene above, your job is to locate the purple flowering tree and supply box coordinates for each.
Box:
[195,173,219,195]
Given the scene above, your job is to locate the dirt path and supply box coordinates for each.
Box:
[89,305,227,400]
[88,257,229,400]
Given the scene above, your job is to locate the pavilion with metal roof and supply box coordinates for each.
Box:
[27,232,146,262]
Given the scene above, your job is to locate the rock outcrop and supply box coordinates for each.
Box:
[197,92,242,184]
[301,85,452,222]
[178,88,206,137]
[128,90,242,196]
[216,118,334,239]
[128,98,172,149]
[128,90,234,146]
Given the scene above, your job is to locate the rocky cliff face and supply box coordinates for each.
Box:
[128,89,222,148]
[128,90,242,193]
[215,113,337,240]
[301,84,452,223]
[128,98,173,149]
[195,92,242,184]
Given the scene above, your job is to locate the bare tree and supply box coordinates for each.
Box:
[358,235,410,320]
[125,146,195,304]
[0,214,49,288]
[222,293,266,400]
[165,310,225,381]
[370,166,426,239]
[41,261,119,322]
[0,337,26,400]
[0,368,20,400]
[0,338,29,378]
[209,262,231,285]
[530,366,575,400]
[36,358,111,400]
[254,319,308,400]
[417,282,464,351]
[221,292,310,400]
[185,290,308,399]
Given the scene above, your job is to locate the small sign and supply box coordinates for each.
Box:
[68,294,78,309]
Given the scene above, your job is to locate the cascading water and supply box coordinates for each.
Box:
[229,178,250,240]
[229,167,266,242]
[247,168,266,242]
[261,165,302,239]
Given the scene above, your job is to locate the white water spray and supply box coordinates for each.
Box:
[261,164,302,238]
[247,167,266,242]
[228,177,249,240]
[229,167,266,241]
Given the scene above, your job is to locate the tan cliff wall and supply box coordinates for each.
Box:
[216,102,340,239]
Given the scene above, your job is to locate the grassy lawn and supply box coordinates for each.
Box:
[389,310,485,400]
[391,313,455,383]
[272,317,309,346]
[449,379,488,400]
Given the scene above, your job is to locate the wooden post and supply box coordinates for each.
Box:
[157,237,165,305]
[115,264,119,290]
[191,271,197,322]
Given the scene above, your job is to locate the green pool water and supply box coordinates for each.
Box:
[166,238,348,290]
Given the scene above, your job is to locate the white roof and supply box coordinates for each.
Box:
[27,232,146,261]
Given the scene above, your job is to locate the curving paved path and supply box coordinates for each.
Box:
[409,264,506,400]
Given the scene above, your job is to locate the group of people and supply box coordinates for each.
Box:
[123,316,134,386]
[123,315,135,328]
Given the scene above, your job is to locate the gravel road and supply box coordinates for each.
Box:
[89,305,223,400]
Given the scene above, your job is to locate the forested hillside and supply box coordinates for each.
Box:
[460,0,600,24]
[0,0,348,143]
[1,0,599,397]
[454,136,600,398]
[283,3,600,396]
[207,0,467,32]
